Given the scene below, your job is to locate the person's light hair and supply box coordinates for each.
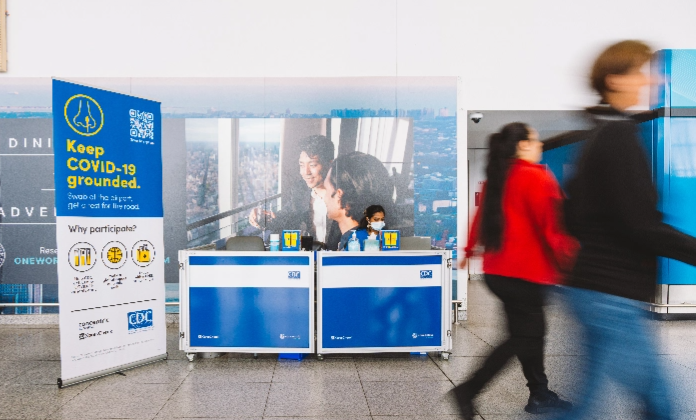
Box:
[590,40,652,101]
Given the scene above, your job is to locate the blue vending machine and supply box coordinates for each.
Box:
[648,49,696,317]
[542,50,696,318]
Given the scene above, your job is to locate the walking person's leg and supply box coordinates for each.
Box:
[602,297,673,420]
[508,280,548,396]
[641,337,673,420]
[503,280,571,414]
[642,338,673,420]
[560,287,618,420]
[451,275,524,418]
[451,275,570,417]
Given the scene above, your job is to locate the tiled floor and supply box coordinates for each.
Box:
[1,280,696,419]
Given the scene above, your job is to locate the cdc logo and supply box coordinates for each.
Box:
[127,309,153,331]
[288,271,301,279]
[420,270,433,279]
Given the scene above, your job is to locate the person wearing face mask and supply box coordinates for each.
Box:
[364,205,386,238]
[339,205,387,251]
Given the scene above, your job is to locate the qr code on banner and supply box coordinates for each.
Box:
[129,109,154,140]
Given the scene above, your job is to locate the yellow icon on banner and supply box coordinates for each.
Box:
[64,94,104,136]
[74,248,92,266]
[131,240,155,267]
[107,247,122,264]
[384,232,397,246]
[136,245,151,263]
[102,241,128,270]
[69,242,97,272]
[284,232,298,248]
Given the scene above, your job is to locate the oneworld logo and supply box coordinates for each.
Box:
[420,270,433,279]
[288,271,301,279]
[78,318,109,331]
[127,309,153,331]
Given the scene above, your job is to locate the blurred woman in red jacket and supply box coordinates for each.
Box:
[452,122,579,419]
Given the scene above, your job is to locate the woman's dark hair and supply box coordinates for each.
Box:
[358,204,386,230]
[480,122,531,250]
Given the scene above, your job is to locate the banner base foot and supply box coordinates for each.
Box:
[58,353,167,388]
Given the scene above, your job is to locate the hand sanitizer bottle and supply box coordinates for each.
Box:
[269,234,280,251]
[347,231,361,252]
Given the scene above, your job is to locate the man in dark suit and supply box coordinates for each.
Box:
[249,135,340,249]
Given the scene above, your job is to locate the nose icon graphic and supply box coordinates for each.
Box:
[73,100,98,132]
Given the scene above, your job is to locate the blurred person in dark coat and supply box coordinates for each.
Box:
[452,123,579,419]
[563,40,696,420]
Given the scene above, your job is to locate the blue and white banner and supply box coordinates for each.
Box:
[53,80,166,385]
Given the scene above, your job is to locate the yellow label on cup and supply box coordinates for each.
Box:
[282,230,301,251]
[380,230,400,250]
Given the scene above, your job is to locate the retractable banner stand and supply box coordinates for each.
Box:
[53,80,166,387]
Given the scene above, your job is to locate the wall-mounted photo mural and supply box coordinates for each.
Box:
[0,77,457,313]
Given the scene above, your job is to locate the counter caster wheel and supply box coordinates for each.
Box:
[186,353,195,362]
[253,353,258,359]
[317,354,324,361]
[440,352,450,360]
